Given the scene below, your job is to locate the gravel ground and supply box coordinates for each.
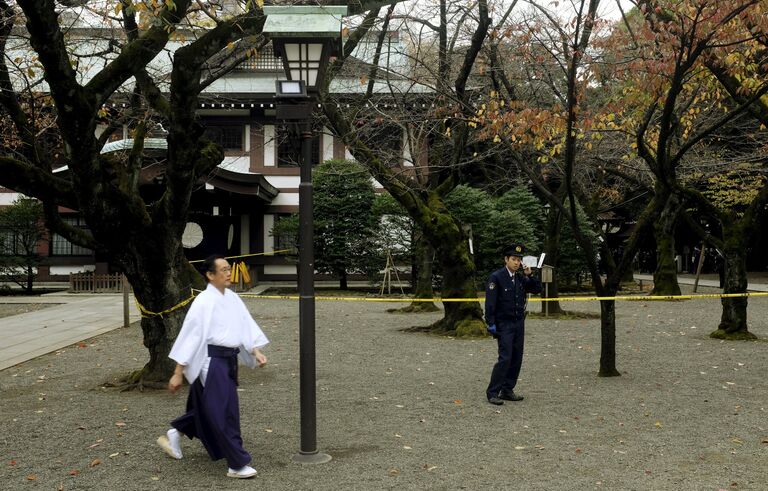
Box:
[1,285,767,490]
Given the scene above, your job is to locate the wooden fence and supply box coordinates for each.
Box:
[69,272,126,293]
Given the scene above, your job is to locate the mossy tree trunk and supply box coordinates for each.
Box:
[319,0,490,335]
[417,192,484,335]
[429,226,484,336]
[397,231,438,313]
[651,195,681,296]
[710,221,755,340]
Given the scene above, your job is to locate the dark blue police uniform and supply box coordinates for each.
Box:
[485,265,541,401]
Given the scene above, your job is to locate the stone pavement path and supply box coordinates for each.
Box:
[0,295,139,371]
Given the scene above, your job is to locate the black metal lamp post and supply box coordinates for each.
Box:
[264,5,347,465]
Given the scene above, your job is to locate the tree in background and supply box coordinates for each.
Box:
[321,0,493,336]
[0,0,395,385]
[370,192,441,311]
[313,160,378,289]
[444,185,539,281]
[0,197,45,293]
[618,0,768,338]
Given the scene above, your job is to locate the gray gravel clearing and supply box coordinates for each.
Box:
[1,285,767,490]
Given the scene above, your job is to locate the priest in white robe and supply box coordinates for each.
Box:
[157,254,269,479]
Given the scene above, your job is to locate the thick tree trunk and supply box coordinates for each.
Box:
[339,270,348,290]
[428,232,484,336]
[711,235,755,340]
[651,196,681,295]
[598,299,621,377]
[135,311,186,386]
[396,231,438,313]
[120,241,205,387]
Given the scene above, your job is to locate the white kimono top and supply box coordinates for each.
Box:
[169,283,269,385]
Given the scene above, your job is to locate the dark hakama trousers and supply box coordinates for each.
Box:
[171,345,251,469]
[486,320,525,399]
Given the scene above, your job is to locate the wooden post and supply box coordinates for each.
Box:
[693,245,706,293]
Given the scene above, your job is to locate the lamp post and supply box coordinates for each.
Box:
[264,5,347,465]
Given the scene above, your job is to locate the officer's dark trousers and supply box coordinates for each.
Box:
[171,345,251,469]
[487,320,525,399]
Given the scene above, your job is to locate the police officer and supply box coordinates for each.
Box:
[485,244,542,405]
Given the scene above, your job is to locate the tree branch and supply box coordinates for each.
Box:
[0,156,77,207]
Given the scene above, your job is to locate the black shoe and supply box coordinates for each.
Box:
[487,396,504,405]
[500,391,524,402]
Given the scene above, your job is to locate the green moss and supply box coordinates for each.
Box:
[454,318,487,338]
[709,329,758,341]
[387,303,441,313]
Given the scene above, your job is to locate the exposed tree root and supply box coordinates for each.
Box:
[387,303,440,313]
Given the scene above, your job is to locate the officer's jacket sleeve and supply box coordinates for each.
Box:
[522,273,542,295]
[484,272,499,326]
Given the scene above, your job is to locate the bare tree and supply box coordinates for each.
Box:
[320,0,495,335]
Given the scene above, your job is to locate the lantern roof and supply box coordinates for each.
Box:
[262,6,348,39]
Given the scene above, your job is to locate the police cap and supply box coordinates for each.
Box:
[503,244,525,257]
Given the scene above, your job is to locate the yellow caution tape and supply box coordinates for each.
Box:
[237,291,768,303]
[163,286,768,312]
[134,292,196,318]
[189,249,292,264]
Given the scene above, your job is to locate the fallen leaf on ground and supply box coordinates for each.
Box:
[27,475,36,481]
[9,460,16,466]
[453,400,462,404]
[69,470,80,476]
[90,459,101,467]
[114,422,126,427]
[388,468,399,476]
[422,464,437,471]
